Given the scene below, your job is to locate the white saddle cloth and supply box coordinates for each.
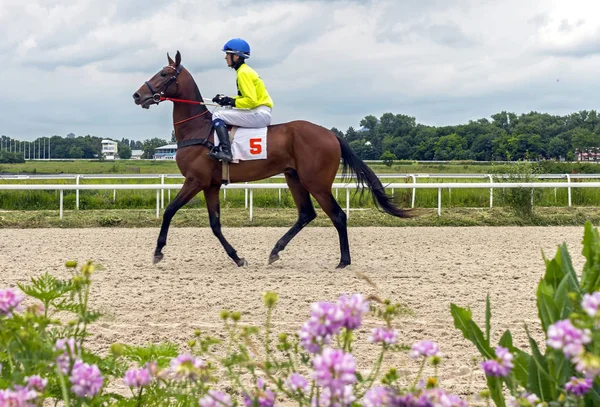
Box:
[215,127,268,163]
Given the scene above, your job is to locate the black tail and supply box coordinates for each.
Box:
[337,136,412,218]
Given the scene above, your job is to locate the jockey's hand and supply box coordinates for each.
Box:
[212,94,225,104]
[218,96,236,107]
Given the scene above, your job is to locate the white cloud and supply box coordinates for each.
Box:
[1,0,599,141]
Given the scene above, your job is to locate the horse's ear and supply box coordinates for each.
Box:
[167,52,175,65]
[175,50,181,67]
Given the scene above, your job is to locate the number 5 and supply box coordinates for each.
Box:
[249,138,262,155]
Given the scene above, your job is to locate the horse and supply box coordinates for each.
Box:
[132,51,412,269]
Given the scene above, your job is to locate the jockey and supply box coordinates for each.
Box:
[210,38,274,163]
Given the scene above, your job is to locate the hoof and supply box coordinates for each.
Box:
[236,258,248,267]
[336,261,350,269]
[268,254,280,265]
[153,253,164,264]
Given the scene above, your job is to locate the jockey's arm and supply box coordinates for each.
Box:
[234,70,259,109]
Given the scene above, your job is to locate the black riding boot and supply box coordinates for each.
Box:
[210,125,233,163]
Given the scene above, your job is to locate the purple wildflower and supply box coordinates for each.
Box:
[397,388,466,407]
[123,367,151,388]
[363,386,392,407]
[243,378,276,407]
[426,388,468,407]
[199,389,233,407]
[0,387,35,406]
[573,352,600,378]
[337,294,369,330]
[299,318,331,354]
[25,375,47,392]
[312,385,355,407]
[368,327,399,345]
[565,376,593,396]
[408,341,441,359]
[547,319,591,358]
[582,292,600,318]
[54,337,77,374]
[299,301,345,353]
[507,392,540,407]
[286,373,309,393]
[312,348,356,391]
[0,288,25,317]
[170,353,207,381]
[69,359,103,398]
[481,346,514,377]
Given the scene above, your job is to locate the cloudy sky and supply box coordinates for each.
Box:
[1,0,599,141]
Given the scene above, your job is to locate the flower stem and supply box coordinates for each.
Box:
[57,365,71,407]
[412,358,427,389]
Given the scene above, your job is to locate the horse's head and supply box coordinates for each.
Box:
[133,51,184,109]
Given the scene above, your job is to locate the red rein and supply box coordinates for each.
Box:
[159,96,210,126]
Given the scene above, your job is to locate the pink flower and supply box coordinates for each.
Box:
[481,346,514,377]
[368,328,399,345]
[0,288,25,317]
[337,294,369,330]
[408,341,441,359]
[547,320,591,358]
[69,360,103,398]
[312,348,356,391]
[123,367,151,388]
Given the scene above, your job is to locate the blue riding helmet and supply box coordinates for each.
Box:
[222,38,251,58]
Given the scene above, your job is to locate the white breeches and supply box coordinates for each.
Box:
[212,105,272,128]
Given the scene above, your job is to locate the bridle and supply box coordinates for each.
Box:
[145,64,183,102]
[145,64,210,126]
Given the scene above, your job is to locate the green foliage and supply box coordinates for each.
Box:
[451,221,600,406]
[492,161,542,218]
[331,109,600,161]
[379,150,396,167]
[0,150,25,163]
[118,145,132,159]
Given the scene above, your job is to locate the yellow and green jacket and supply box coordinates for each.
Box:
[233,64,273,109]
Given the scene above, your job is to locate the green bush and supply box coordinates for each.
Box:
[452,221,600,406]
[492,161,542,218]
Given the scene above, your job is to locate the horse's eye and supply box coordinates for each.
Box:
[160,72,167,77]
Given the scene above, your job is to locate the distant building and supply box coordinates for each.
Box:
[131,149,143,160]
[101,139,119,160]
[576,150,600,161]
[153,144,177,160]
[66,133,75,139]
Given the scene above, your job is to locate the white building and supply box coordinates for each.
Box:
[101,140,119,160]
[131,149,143,160]
[153,144,177,160]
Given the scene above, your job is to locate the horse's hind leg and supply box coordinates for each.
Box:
[309,189,350,269]
[204,185,247,267]
[269,170,317,264]
[154,180,202,264]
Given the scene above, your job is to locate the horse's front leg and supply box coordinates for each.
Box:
[154,180,203,264]
[204,185,247,267]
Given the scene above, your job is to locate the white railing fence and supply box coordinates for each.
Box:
[0,181,599,220]
[2,173,599,212]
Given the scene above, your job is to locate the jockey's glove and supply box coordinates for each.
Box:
[212,94,225,103]
[218,96,236,107]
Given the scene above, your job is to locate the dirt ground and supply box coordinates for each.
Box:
[0,226,588,404]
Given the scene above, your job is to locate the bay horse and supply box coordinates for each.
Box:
[133,51,411,269]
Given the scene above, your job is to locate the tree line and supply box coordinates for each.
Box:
[0,135,166,162]
[330,110,600,162]
[3,110,600,163]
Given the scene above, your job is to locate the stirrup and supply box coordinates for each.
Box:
[210,149,233,163]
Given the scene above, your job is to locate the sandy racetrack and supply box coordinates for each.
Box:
[0,226,588,403]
